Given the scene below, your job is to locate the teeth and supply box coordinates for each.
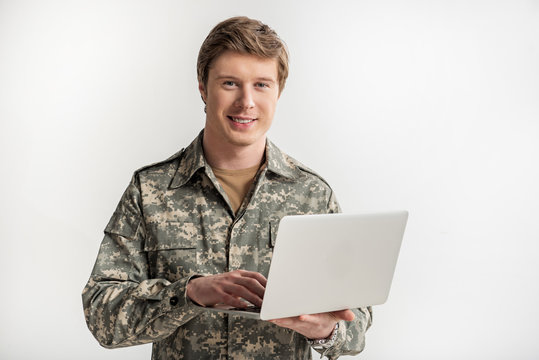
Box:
[232,117,254,124]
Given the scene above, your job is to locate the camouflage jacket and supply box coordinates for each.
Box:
[82,132,372,360]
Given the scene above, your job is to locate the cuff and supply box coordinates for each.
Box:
[311,320,347,358]
[160,274,204,324]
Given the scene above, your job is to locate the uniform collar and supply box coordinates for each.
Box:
[170,130,300,189]
[169,131,206,189]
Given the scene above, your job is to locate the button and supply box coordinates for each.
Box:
[170,296,179,306]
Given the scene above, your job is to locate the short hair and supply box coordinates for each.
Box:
[197,16,289,93]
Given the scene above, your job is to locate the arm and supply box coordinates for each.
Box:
[270,307,372,359]
[314,307,373,359]
[82,175,267,348]
[81,175,203,348]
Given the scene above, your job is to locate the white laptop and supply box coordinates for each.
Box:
[199,211,408,320]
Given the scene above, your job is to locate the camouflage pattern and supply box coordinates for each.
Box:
[82,131,372,359]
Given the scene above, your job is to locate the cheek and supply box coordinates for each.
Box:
[208,90,233,111]
[256,95,278,113]
[262,100,278,117]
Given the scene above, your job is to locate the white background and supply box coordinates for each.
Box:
[1,0,538,359]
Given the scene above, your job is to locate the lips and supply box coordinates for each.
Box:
[227,116,256,124]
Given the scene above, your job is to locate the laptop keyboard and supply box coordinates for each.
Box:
[229,306,261,313]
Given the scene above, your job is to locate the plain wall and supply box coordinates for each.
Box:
[1,0,538,359]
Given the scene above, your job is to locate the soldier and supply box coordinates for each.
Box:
[82,16,372,359]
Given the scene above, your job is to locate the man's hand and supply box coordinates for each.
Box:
[269,309,355,340]
[186,270,267,308]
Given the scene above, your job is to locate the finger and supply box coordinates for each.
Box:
[237,270,268,287]
[298,314,316,322]
[219,292,251,308]
[298,311,353,324]
[223,283,263,307]
[270,316,299,328]
[331,309,355,321]
[233,276,266,298]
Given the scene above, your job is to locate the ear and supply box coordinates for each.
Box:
[198,82,207,104]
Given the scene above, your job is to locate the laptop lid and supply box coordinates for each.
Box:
[259,211,408,320]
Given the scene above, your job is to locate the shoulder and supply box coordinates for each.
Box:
[280,151,334,191]
[129,148,185,191]
[268,147,341,212]
[134,148,184,176]
[267,140,334,190]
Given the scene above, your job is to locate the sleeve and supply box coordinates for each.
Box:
[312,189,374,359]
[81,174,203,348]
[313,308,373,359]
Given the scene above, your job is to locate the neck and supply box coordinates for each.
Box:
[202,131,266,170]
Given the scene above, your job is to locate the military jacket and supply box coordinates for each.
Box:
[82,132,372,360]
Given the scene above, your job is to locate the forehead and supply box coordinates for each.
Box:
[208,51,278,80]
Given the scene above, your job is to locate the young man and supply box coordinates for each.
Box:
[82,16,372,359]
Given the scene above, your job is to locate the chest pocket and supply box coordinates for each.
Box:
[144,221,199,281]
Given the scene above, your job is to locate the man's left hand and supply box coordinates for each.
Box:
[269,309,355,340]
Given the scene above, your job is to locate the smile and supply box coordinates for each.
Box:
[228,116,256,124]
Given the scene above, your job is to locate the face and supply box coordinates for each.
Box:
[199,51,280,150]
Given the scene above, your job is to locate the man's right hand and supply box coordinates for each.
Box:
[186,270,267,308]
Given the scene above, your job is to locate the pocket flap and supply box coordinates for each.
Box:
[144,221,198,251]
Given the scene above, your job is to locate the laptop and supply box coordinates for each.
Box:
[198,211,408,320]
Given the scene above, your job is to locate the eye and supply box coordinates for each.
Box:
[223,80,236,87]
[255,82,269,88]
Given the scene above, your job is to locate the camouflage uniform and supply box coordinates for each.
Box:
[82,131,372,359]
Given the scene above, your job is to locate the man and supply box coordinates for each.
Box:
[82,16,372,359]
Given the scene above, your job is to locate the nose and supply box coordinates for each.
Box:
[235,87,255,109]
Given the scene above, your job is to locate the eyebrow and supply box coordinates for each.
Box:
[215,75,276,83]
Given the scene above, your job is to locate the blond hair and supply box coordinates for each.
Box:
[197,16,289,93]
